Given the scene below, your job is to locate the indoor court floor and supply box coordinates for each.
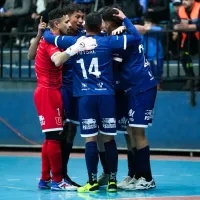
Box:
[0,152,200,200]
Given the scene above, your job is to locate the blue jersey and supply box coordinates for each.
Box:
[62,28,85,88]
[43,18,141,97]
[116,18,157,95]
[112,52,125,91]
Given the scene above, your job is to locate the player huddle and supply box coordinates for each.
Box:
[28,3,157,193]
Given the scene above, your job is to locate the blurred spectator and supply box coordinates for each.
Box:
[147,0,170,23]
[0,0,31,46]
[139,0,147,13]
[15,0,59,47]
[120,0,143,21]
[143,15,164,90]
[73,0,95,14]
[168,0,182,58]
[0,0,6,7]
[174,0,200,90]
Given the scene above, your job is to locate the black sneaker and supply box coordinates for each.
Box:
[65,175,81,187]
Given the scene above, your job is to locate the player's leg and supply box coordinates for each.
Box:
[34,87,77,191]
[124,87,157,190]
[60,87,80,187]
[99,95,118,192]
[118,130,137,189]
[97,134,109,186]
[34,87,51,189]
[77,95,100,193]
[113,91,137,188]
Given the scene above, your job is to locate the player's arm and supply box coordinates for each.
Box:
[27,17,46,60]
[43,29,75,49]
[51,36,97,67]
[114,8,141,39]
[112,25,147,35]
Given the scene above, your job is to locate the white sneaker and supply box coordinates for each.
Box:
[51,180,78,191]
[117,176,136,189]
[97,172,109,186]
[124,177,156,190]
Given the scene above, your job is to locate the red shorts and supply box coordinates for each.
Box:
[34,87,63,133]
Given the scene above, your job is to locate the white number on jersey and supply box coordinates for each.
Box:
[76,57,101,79]
[138,44,149,67]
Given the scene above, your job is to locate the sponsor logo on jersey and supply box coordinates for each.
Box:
[102,118,116,129]
[118,117,128,128]
[82,118,97,130]
[39,115,45,126]
[144,109,153,120]
[55,117,62,125]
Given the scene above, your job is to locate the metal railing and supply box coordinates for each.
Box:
[0,30,200,81]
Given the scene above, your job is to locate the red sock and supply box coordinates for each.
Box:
[41,140,51,181]
[47,140,63,183]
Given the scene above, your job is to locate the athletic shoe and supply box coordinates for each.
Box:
[124,177,156,190]
[106,181,117,192]
[97,172,109,186]
[65,175,81,187]
[118,176,137,189]
[51,180,78,191]
[38,179,51,189]
[77,183,99,193]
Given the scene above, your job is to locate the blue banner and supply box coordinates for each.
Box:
[0,90,200,150]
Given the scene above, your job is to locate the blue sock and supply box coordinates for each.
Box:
[136,146,152,181]
[104,140,118,181]
[99,151,109,174]
[127,148,137,178]
[85,141,99,184]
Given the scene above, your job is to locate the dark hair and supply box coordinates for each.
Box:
[63,3,85,16]
[85,12,102,33]
[101,7,123,27]
[48,8,66,28]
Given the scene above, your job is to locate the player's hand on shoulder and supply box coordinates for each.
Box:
[113,8,126,20]
[112,26,126,35]
[75,36,97,51]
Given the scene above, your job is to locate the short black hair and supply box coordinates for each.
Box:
[63,3,85,16]
[48,8,66,28]
[101,7,123,27]
[85,12,102,33]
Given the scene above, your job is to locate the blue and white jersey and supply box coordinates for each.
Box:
[62,27,85,88]
[71,33,140,96]
[43,19,141,97]
[116,18,157,95]
[112,52,125,91]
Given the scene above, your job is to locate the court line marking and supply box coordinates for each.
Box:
[7,179,21,181]
[113,196,200,200]
[0,185,35,191]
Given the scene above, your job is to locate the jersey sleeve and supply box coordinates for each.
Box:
[108,34,140,51]
[123,17,142,41]
[43,29,75,49]
[46,43,61,60]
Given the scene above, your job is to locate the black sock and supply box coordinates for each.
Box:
[99,151,109,174]
[127,148,137,178]
[61,140,73,178]
[104,140,118,182]
[135,146,152,181]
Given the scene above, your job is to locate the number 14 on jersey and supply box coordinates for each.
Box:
[76,57,101,79]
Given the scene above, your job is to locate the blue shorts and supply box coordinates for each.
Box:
[61,86,79,125]
[127,87,157,128]
[78,95,117,137]
[115,90,128,134]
